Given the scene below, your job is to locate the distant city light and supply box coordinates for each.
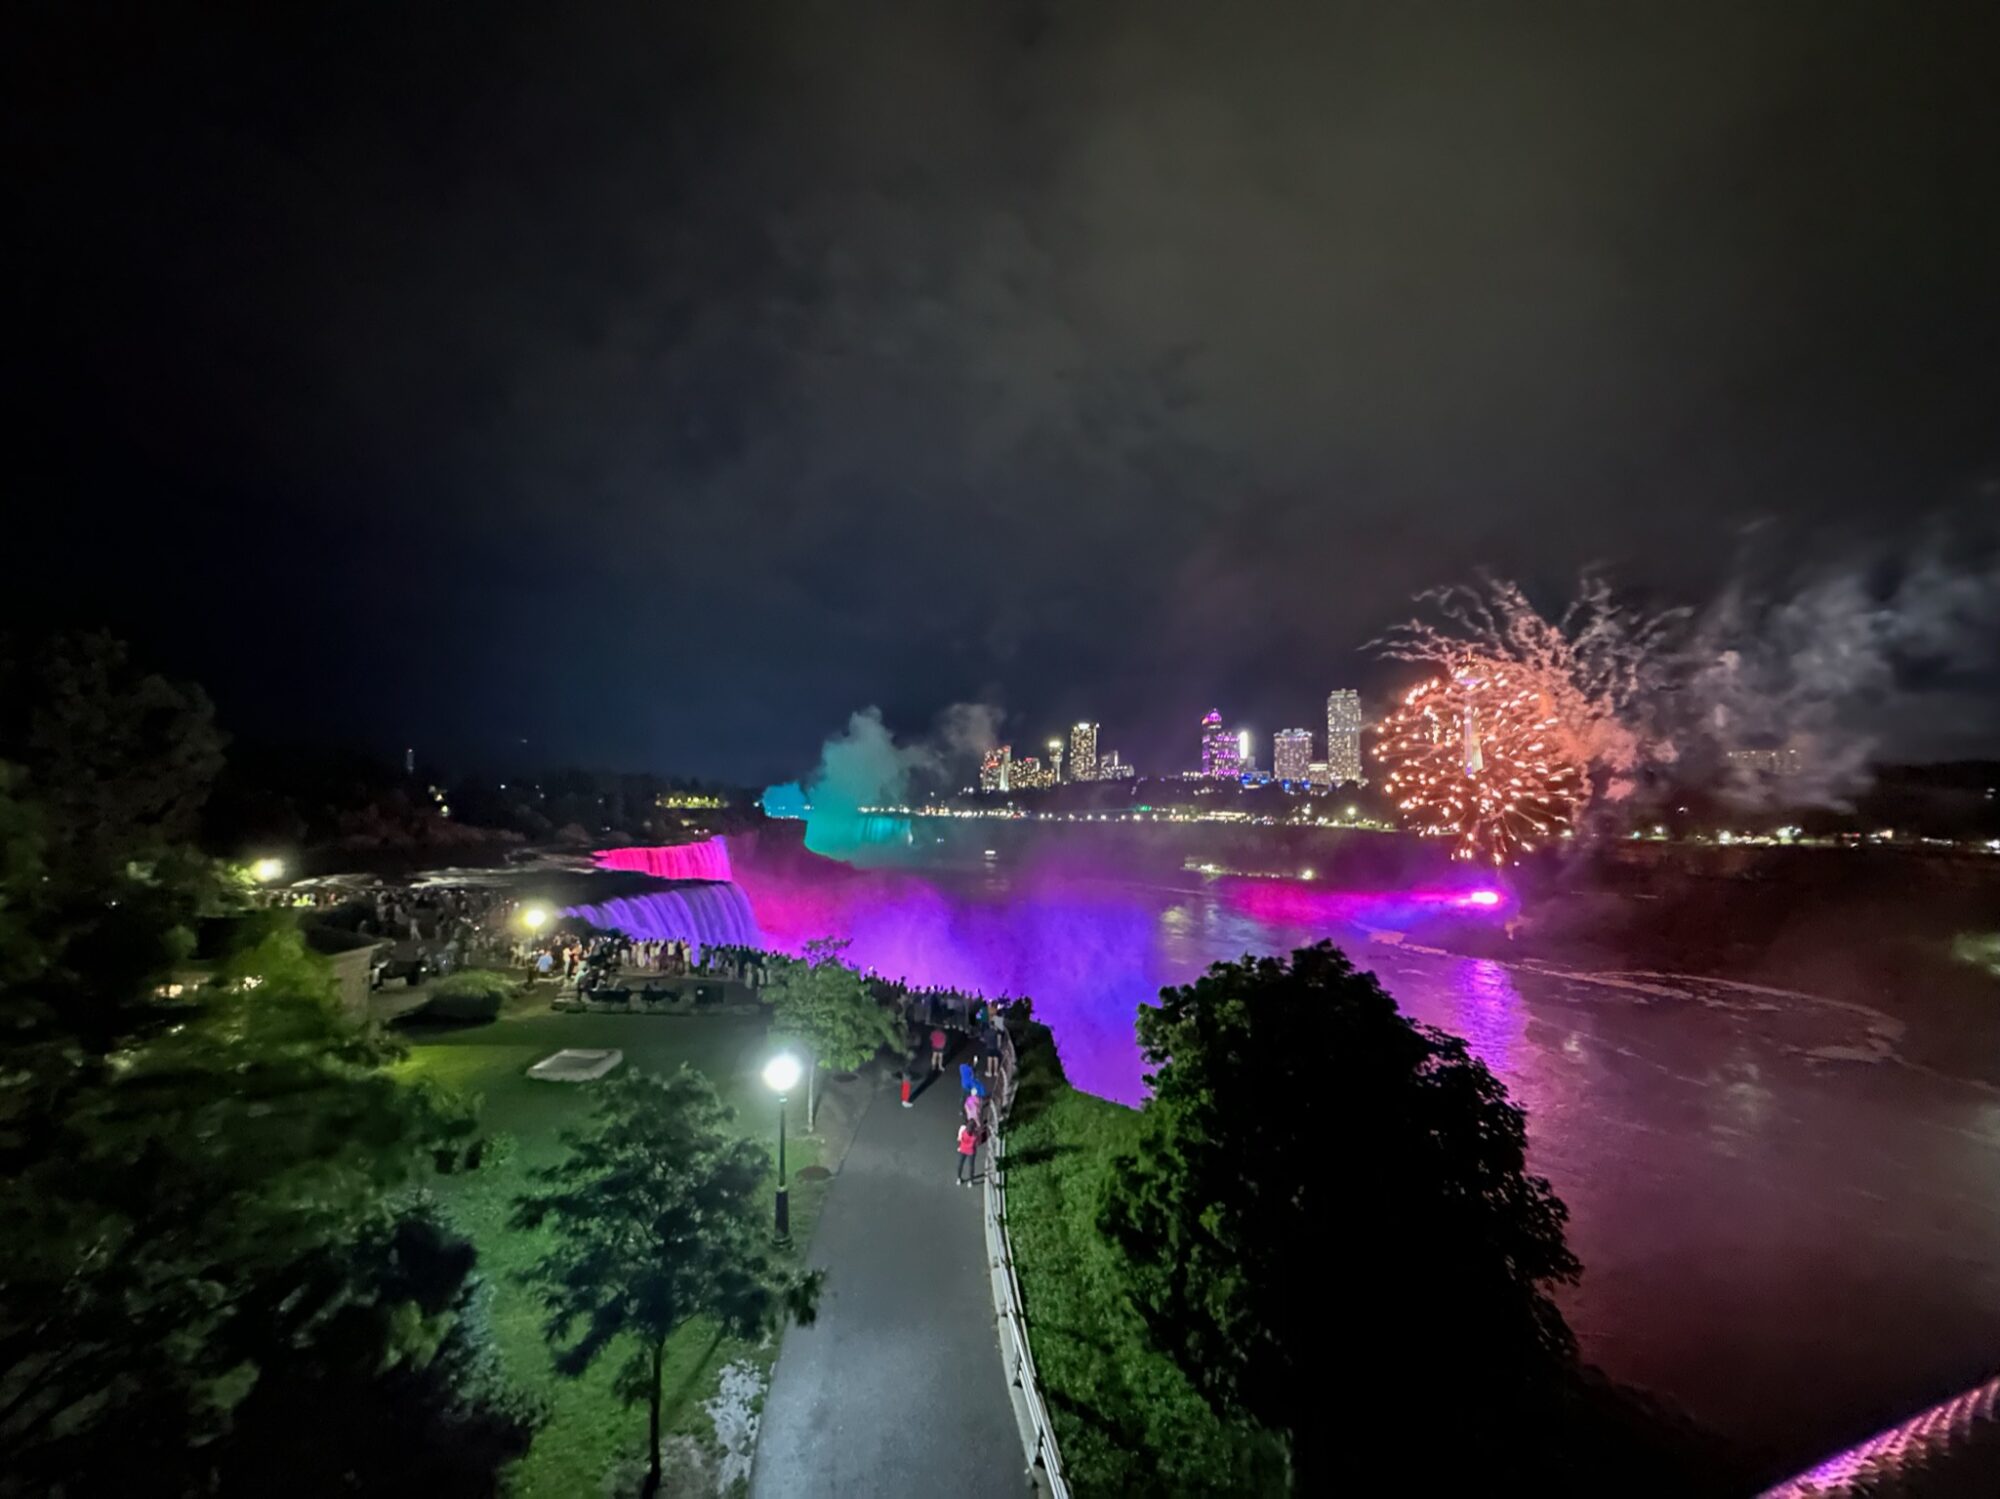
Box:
[1325,689,1364,785]
[1273,727,1312,782]
[1070,721,1100,782]
[1199,709,1239,779]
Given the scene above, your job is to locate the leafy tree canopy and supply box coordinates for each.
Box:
[1102,942,1581,1492]
[766,938,903,1127]
[0,638,532,1496]
[513,1067,819,1497]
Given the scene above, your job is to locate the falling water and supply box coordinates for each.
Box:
[593,838,735,881]
[562,881,760,956]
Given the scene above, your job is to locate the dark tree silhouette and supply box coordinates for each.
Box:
[0,647,532,1496]
[1102,942,1584,1492]
[0,630,224,880]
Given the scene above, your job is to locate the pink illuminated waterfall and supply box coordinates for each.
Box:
[593,838,734,882]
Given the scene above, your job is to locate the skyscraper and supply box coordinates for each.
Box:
[1069,722,1099,782]
[979,744,1012,793]
[1273,728,1312,782]
[1199,710,1239,779]
[1009,755,1053,789]
[1325,690,1364,785]
[1048,739,1065,783]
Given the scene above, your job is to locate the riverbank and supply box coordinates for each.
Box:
[998,1025,1287,1495]
[999,1010,1750,1496]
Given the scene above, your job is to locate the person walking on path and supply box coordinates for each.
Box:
[956,1121,979,1186]
[930,1027,947,1072]
[963,1089,984,1127]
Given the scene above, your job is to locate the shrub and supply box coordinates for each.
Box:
[422,969,515,1023]
[407,1077,484,1172]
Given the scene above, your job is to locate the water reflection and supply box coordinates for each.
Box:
[704,846,2000,1475]
[1442,958,1526,1076]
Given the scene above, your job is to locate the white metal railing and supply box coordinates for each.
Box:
[984,1020,1072,1499]
[1759,1369,2000,1497]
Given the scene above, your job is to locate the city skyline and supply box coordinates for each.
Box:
[980,690,1370,790]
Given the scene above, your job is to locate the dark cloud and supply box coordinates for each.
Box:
[16,2,2000,780]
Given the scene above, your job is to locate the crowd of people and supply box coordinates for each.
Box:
[283,883,525,991]
[507,934,779,995]
[276,879,1022,1145]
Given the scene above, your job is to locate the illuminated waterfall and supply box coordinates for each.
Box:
[561,881,760,956]
[593,838,735,881]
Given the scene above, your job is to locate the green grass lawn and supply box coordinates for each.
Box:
[1002,1040,1287,1496]
[395,994,830,1497]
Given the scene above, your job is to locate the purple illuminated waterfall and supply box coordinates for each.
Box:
[593,838,734,881]
[562,882,760,956]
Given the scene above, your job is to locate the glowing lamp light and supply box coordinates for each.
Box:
[521,905,549,932]
[250,857,284,883]
[1465,889,1503,907]
[762,1053,803,1095]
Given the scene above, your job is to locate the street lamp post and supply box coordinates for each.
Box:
[762,1053,802,1247]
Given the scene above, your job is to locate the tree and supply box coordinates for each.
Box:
[765,939,902,1130]
[211,1203,539,1498]
[0,654,532,1496]
[0,903,519,1493]
[512,1068,820,1498]
[1101,943,1582,1493]
[0,630,225,883]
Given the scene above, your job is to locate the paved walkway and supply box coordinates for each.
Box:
[752,1056,1027,1498]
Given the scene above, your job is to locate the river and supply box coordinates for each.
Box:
[594,821,2000,1478]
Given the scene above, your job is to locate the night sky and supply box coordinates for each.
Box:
[17,3,2000,782]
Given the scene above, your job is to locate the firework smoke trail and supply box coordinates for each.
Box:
[1682,534,2000,809]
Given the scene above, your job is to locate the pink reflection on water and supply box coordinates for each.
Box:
[593,839,734,882]
[722,859,1530,1104]
[1440,958,1526,1075]
[1213,876,1503,935]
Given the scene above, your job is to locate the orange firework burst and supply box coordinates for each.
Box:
[1372,660,1587,865]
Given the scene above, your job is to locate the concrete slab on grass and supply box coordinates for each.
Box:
[527,1048,623,1082]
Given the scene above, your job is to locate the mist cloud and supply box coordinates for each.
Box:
[763,701,1008,844]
